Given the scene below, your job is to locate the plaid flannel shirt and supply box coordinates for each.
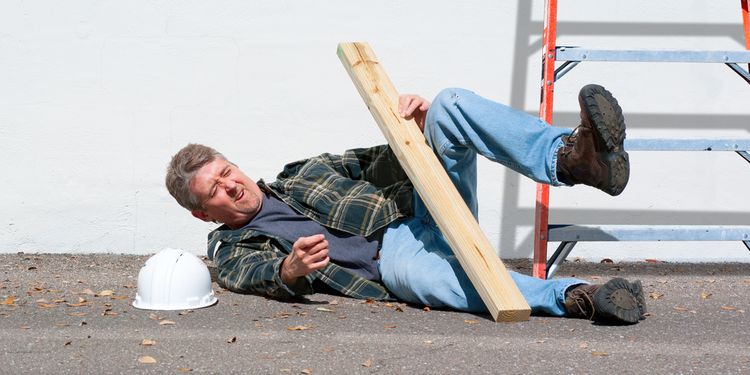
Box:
[206,144,414,300]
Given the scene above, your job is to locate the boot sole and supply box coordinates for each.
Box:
[592,277,641,324]
[579,84,630,196]
[631,279,647,319]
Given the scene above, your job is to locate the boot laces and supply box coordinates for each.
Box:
[560,126,582,157]
[570,289,597,320]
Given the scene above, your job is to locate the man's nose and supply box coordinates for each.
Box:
[219,178,237,192]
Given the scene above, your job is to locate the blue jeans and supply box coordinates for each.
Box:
[378,88,585,315]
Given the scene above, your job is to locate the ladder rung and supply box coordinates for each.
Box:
[556,47,750,63]
[548,225,750,242]
[625,139,750,151]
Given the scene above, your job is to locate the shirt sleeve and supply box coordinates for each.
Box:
[214,240,314,299]
[338,144,410,187]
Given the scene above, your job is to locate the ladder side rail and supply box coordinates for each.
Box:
[743,0,750,72]
[534,0,559,279]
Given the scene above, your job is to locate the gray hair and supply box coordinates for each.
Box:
[166,143,227,211]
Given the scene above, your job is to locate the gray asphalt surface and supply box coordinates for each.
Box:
[1,254,748,374]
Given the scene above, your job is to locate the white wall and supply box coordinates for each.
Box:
[1,0,748,262]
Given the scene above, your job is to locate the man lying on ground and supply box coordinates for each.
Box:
[166,85,646,324]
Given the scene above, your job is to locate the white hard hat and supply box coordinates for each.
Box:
[133,248,218,310]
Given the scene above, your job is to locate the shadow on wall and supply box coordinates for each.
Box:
[500,0,750,258]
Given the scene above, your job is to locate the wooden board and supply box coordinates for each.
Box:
[337,42,530,322]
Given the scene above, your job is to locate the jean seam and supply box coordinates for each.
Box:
[549,138,565,186]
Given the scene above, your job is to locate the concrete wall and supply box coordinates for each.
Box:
[1,0,748,261]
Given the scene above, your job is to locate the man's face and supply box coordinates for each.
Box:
[188,158,264,229]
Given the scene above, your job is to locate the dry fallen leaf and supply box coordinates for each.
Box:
[148,313,162,321]
[316,307,334,313]
[649,292,664,300]
[700,292,712,300]
[227,336,237,343]
[301,369,312,375]
[141,339,156,346]
[177,367,192,372]
[138,356,157,364]
[1,296,17,306]
[673,306,688,312]
[464,319,479,324]
[66,301,89,307]
[67,312,87,317]
[37,302,57,309]
[64,341,72,346]
[600,258,614,264]
[721,305,738,311]
[159,320,176,325]
[644,259,661,263]
[20,325,30,330]
[287,325,311,331]
[362,358,373,368]
[592,351,609,357]
[579,342,589,349]
[384,324,397,329]
[97,290,114,297]
[328,300,339,305]
[423,306,431,312]
[80,289,95,296]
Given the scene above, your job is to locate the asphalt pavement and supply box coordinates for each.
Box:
[1,254,748,374]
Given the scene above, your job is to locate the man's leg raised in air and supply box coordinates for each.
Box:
[379,85,644,324]
[424,85,630,207]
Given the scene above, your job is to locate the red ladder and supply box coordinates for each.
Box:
[533,0,750,279]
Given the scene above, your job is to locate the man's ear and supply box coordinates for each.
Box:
[191,210,212,222]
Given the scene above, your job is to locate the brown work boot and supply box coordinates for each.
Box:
[565,278,645,324]
[556,84,630,196]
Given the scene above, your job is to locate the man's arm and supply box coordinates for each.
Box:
[214,239,316,299]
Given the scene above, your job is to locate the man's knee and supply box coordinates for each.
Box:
[432,88,465,112]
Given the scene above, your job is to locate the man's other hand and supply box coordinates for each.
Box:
[280,234,330,285]
[399,94,430,132]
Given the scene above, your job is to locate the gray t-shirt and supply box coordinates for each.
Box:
[243,193,381,281]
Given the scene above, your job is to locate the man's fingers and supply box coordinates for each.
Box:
[398,95,430,119]
[399,95,420,117]
[294,234,325,250]
[309,255,330,270]
[305,241,329,256]
[399,95,410,115]
[405,100,421,118]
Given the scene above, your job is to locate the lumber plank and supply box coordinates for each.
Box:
[337,42,530,322]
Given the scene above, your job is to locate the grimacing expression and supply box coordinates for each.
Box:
[188,158,264,229]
